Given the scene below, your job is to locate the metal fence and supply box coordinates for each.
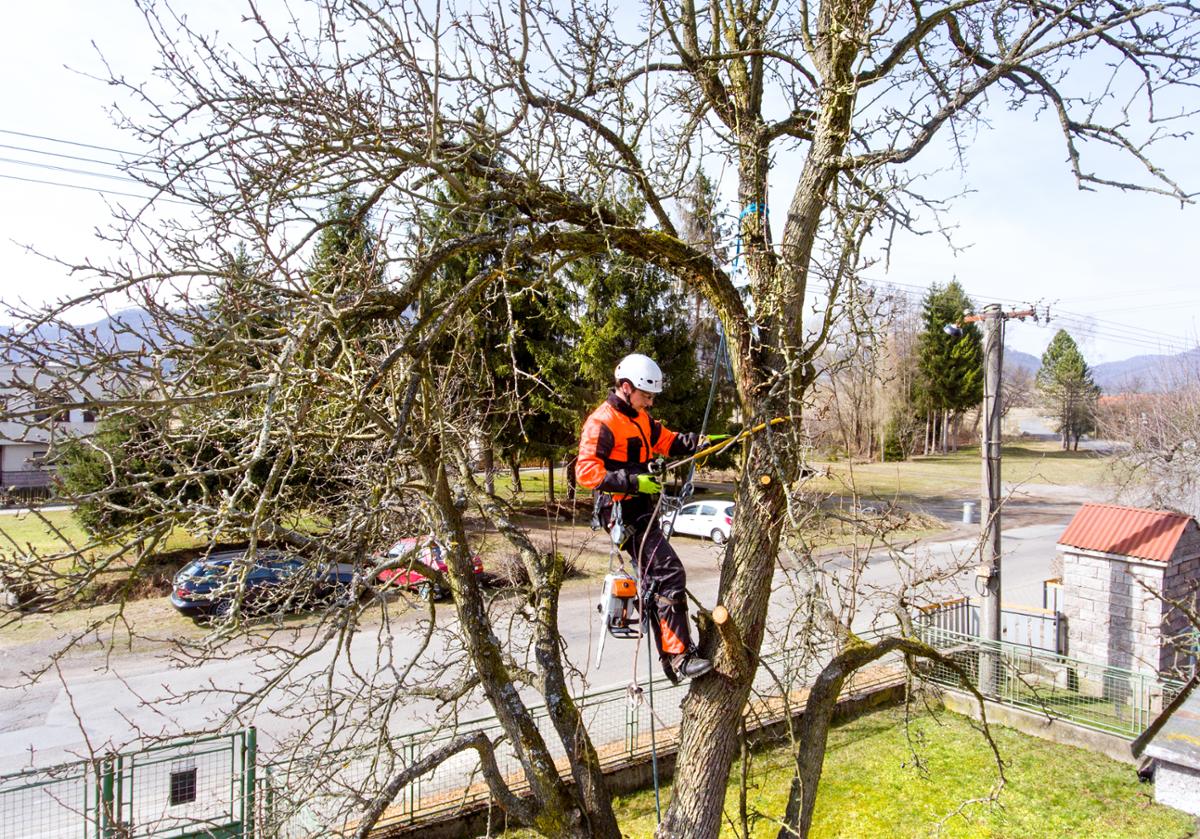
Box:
[259,632,908,837]
[0,730,254,839]
[8,623,1184,838]
[915,597,1066,655]
[0,468,53,489]
[915,625,1187,737]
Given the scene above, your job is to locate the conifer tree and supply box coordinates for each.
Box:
[1037,329,1101,450]
[916,281,984,453]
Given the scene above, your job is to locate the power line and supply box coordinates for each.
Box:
[860,276,1198,357]
[0,155,147,185]
[0,172,195,207]
[0,127,143,158]
[0,141,164,174]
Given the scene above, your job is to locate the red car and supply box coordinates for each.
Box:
[373,536,484,600]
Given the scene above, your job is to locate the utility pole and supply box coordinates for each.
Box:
[959,304,1036,694]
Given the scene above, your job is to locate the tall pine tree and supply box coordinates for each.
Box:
[1037,329,1100,450]
[916,281,984,453]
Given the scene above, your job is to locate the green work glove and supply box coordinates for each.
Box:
[707,434,733,445]
[636,474,663,495]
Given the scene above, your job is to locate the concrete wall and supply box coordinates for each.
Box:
[940,689,1138,766]
[1155,761,1200,816]
[1062,550,1165,680]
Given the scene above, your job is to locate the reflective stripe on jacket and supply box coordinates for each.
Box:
[576,392,700,499]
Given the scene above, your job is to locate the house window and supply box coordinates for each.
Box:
[169,765,198,806]
[34,395,70,423]
[81,409,97,423]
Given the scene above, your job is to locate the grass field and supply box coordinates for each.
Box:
[810,440,1112,501]
[495,440,1112,505]
[507,706,1193,838]
[0,440,1109,606]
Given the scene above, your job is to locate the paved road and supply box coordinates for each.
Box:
[0,511,1076,770]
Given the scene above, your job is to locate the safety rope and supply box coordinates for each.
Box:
[614,200,772,824]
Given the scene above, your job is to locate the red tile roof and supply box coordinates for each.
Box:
[1058,504,1194,563]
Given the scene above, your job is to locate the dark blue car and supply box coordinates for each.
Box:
[170,550,360,620]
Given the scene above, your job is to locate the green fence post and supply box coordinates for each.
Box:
[244,727,257,839]
[99,757,115,839]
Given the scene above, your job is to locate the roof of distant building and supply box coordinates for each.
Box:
[1058,503,1195,563]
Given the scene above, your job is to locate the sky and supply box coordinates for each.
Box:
[1,2,1197,366]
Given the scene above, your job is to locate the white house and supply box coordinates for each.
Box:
[0,364,98,492]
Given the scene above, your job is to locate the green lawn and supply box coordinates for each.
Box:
[0,508,204,562]
[493,441,1111,507]
[811,441,1112,501]
[508,706,1192,838]
[0,508,90,555]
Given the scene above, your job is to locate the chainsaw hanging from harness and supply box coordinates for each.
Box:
[594,570,641,666]
[593,499,643,667]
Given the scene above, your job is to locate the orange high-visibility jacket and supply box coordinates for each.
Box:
[576,392,701,499]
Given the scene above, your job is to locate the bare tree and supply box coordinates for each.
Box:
[1102,364,1200,516]
[3,0,1198,836]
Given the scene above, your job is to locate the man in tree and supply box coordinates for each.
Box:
[576,353,723,682]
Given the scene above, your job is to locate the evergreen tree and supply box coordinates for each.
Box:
[574,253,717,435]
[1037,329,1101,450]
[308,190,384,295]
[421,160,584,499]
[915,281,984,453]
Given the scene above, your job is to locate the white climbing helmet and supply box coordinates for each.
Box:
[614,353,664,393]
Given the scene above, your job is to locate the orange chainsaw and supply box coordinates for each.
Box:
[595,572,640,667]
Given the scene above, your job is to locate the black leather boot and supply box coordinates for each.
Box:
[672,653,713,679]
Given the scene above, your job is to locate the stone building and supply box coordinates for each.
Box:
[1057,504,1200,678]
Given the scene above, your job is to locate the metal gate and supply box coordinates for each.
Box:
[915,598,1066,654]
[0,730,255,839]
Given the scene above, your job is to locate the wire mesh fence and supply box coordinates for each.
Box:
[0,731,251,839]
[0,759,95,839]
[10,622,1179,838]
[915,625,1188,737]
[259,627,910,837]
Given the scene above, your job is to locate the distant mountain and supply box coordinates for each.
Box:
[1,308,190,362]
[1006,348,1041,377]
[1091,347,1200,393]
[1001,345,1200,393]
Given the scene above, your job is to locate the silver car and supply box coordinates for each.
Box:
[661,500,734,544]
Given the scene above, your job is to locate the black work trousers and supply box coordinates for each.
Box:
[601,495,694,662]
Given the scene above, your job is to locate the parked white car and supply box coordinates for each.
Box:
[661,500,734,544]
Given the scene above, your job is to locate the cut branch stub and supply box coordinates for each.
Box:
[712,604,752,681]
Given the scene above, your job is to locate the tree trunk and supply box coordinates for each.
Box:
[656,444,786,837]
[546,456,556,503]
[775,637,960,838]
[510,456,523,494]
[481,445,496,496]
[430,456,609,838]
[565,456,577,502]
